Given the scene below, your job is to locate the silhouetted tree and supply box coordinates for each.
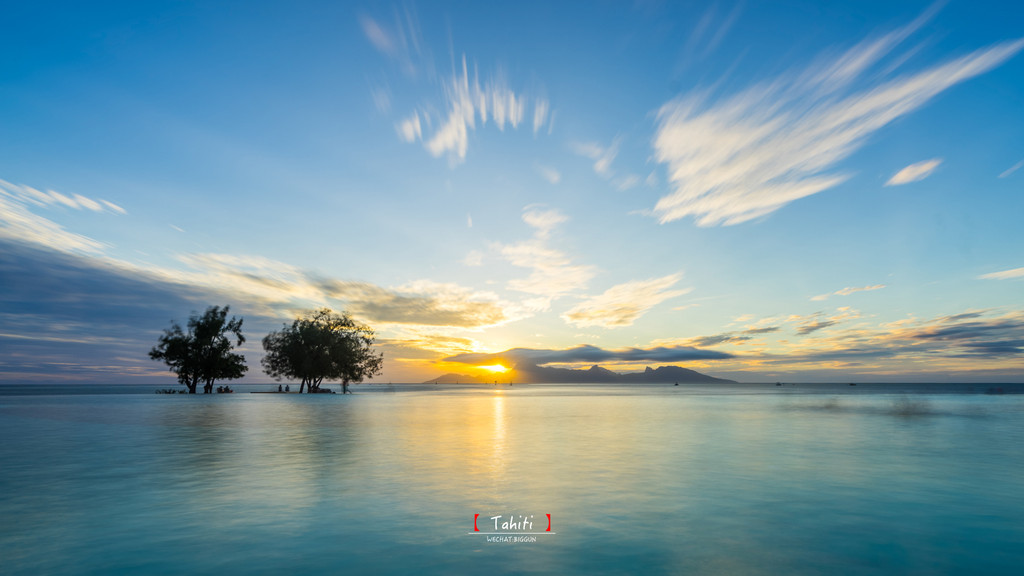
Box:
[261,309,383,393]
[149,306,247,393]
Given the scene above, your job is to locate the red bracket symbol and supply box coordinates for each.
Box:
[474,514,480,532]
[546,514,552,532]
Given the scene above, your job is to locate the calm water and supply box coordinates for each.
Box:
[1,385,1022,575]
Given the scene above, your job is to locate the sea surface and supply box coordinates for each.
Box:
[1,383,1022,575]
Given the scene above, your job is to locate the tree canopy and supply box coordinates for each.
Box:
[149,305,247,393]
[261,309,383,393]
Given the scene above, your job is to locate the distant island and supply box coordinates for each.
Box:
[424,365,736,384]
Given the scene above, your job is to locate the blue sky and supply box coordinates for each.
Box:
[2,0,1023,384]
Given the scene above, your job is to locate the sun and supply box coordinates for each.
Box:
[478,364,509,374]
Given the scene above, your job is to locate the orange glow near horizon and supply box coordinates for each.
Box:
[478,364,509,373]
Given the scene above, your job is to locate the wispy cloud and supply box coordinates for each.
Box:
[656,325,780,348]
[0,241,222,383]
[999,159,1023,178]
[318,279,510,328]
[0,216,519,382]
[796,319,838,335]
[537,164,561,184]
[651,10,1024,226]
[521,206,566,237]
[378,332,481,361]
[573,138,619,177]
[445,343,732,369]
[561,273,690,328]
[533,98,550,135]
[360,6,425,76]
[0,179,126,254]
[1,179,126,214]
[614,174,641,191]
[979,266,1024,280]
[834,285,885,297]
[572,137,644,190]
[908,311,1024,357]
[397,111,422,142]
[799,309,1024,363]
[399,56,550,163]
[885,158,942,186]
[704,309,1024,381]
[370,85,391,114]
[811,284,886,301]
[499,207,596,310]
[463,250,483,267]
[789,308,861,335]
[665,307,1024,381]
[0,185,515,332]
[163,253,515,329]
[361,16,395,55]
[685,1,744,61]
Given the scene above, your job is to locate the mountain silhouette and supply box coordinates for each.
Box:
[424,364,735,384]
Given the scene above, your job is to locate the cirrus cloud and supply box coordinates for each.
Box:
[398,56,552,163]
[811,284,886,301]
[561,273,690,328]
[499,206,596,311]
[0,179,127,254]
[979,266,1024,280]
[650,10,1023,226]
[885,158,942,186]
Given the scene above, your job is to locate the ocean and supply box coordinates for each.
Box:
[1,383,1022,574]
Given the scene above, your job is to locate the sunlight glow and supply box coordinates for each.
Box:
[478,364,509,373]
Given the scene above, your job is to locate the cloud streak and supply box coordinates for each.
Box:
[979,266,1024,280]
[445,343,732,368]
[0,179,126,214]
[573,139,619,178]
[651,12,1024,226]
[561,273,690,328]
[0,241,214,383]
[693,309,1024,381]
[999,159,1024,178]
[360,7,425,76]
[537,165,561,184]
[168,253,514,329]
[399,56,551,163]
[0,179,127,254]
[499,207,596,311]
[811,284,886,301]
[885,158,942,186]
[318,279,510,328]
[790,308,861,335]
[659,326,780,348]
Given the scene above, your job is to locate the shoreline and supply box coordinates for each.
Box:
[1,381,1022,396]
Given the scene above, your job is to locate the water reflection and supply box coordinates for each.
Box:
[1,390,1023,574]
[491,394,506,478]
[147,398,361,538]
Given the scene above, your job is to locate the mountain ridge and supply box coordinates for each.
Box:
[423,364,736,384]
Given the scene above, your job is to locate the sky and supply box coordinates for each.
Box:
[2,0,1023,384]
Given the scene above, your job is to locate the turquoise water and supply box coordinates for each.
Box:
[1,386,1022,574]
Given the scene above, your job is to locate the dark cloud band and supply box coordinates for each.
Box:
[446,344,732,368]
